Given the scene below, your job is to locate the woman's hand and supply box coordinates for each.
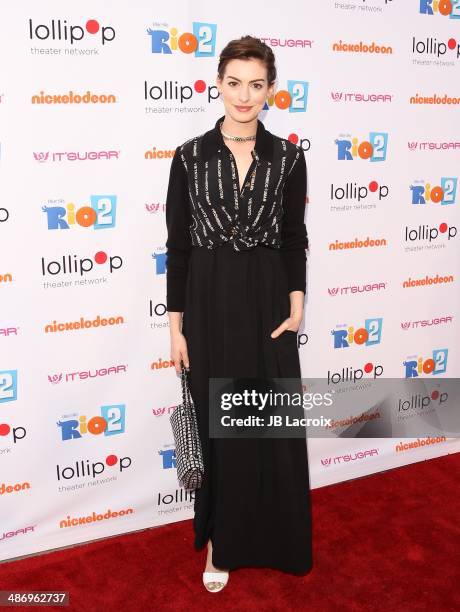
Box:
[270,291,304,339]
[270,314,302,339]
[170,330,190,374]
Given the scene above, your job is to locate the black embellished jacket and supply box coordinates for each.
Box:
[165,115,308,312]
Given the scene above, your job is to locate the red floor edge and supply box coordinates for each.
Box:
[1,452,459,612]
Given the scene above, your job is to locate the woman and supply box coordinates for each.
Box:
[165,35,312,592]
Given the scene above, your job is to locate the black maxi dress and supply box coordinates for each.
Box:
[165,115,312,575]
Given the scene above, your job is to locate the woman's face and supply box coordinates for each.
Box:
[216,57,274,124]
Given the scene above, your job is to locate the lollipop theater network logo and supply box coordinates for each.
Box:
[404,222,457,242]
[330,180,389,203]
[397,388,448,417]
[0,422,26,445]
[41,250,123,277]
[147,21,217,56]
[144,78,218,104]
[412,36,460,59]
[143,72,307,112]
[335,132,388,161]
[327,361,384,385]
[56,453,132,482]
[286,132,311,151]
[28,18,115,45]
[0,207,9,223]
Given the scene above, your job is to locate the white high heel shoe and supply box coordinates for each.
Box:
[202,570,229,592]
[203,541,229,592]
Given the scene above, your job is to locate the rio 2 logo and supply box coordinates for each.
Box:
[332,318,383,349]
[419,0,460,17]
[336,132,388,161]
[147,22,217,56]
[57,405,125,441]
[43,196,117,230]
[0,370,17,403]
[404,349,448,377]
[410,178,457,205]
[265,81,309,112]
[159,448,176,468]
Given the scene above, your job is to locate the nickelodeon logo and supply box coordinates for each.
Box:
[326,412,381,430]
[410,93,460,105]
[145,148,176,160]
[0,481,31,496]
[403,273,454,288]
[329,236,387,251]
[151,358,175,370]
[31,90,116,105]
[0,272,13,283]
[59,507,134,528]
[44,314,125,333]
[395,436,447,452]
[332,40,393,54]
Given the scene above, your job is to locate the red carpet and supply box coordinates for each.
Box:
[1,452,459,612]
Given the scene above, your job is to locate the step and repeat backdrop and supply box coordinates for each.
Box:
[1,0,459,562]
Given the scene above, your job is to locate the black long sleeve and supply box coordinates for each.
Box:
[280,150,309,294]
[165,146,192,312]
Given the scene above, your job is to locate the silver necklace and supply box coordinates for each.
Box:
[220,121,256,142]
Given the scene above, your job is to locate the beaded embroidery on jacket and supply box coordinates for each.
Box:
[176,125,302,253]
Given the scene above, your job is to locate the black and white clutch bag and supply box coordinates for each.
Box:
[169,362,204,490]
